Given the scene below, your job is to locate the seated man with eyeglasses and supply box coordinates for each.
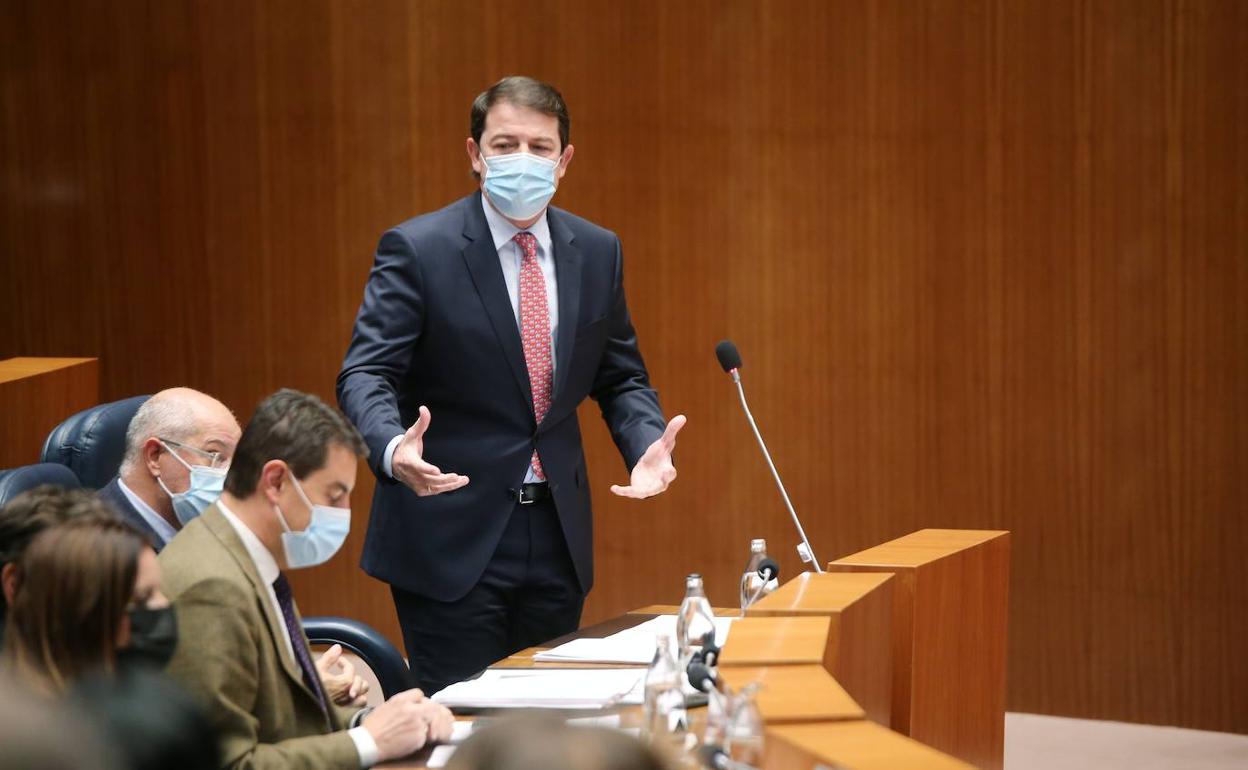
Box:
[98,387,241,551]
[100,387,374,714]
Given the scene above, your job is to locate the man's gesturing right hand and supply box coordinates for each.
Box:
[392,405,469,496]
[362,688,454,762]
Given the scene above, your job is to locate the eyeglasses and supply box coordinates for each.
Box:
[159,438,228,470]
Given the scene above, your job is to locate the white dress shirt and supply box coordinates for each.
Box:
[383,194,559,484]
[216,500,379,767]
[117,478,177,546]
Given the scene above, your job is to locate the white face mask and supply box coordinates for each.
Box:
[273,471,350,570]
[156,440,227,526]
[481,151,560,220]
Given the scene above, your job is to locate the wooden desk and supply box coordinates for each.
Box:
[718,664,863,724]
[0,357,98,468]
[765,720,976,770]
[718,616,831,666]
[497,607,738,669]
[829,529,1010,770]
[746,571,894,725]
[381,590,981,768]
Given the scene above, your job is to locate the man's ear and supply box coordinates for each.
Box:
[259,460,288,505]
[467,137,487,178]
[1,562,20,607]
[555,143,574,182]
[142,437,164,478]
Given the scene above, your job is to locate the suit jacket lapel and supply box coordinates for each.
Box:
[201,506,314,705]
[548,209,582,413]
[461,193,534,412]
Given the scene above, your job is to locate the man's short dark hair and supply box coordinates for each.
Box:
[223,389,367,497]
[471,76,570,152]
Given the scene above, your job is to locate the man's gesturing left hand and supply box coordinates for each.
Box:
[609,415,687,499]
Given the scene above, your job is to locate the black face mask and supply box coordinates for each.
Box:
[117,605,179,670]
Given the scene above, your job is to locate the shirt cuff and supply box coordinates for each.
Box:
[382,434,404,479]
[349,725,380,768]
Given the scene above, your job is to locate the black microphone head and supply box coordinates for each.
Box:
[715,340,742,372]
[686,661,715,693]
[699,744,728,768]
[757,557,780,582]
[703,647,720,668]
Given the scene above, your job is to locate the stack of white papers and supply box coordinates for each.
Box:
[534,614,735,664]
[432,668,645,710]
[532,636,657,664]
[628,614,735,646]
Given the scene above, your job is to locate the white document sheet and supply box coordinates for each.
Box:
[431,668,645,709]
[426,745,457,768]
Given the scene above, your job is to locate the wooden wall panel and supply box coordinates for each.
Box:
[1,0,1244,732]
[0,358,98,468]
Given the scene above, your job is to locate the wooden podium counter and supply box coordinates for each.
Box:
[746,571,894,725]
[718,615,832,666]
[830,529,1010,770]
[379,529,1005,770]
[0,357,98,468]
[768,720,976,770]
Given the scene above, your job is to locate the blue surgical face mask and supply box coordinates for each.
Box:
[481,151,560,220]
[273,472,350,570]
[157,441,227,526]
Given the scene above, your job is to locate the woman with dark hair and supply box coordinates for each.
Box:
[2,513,218,769]
[3,514,174,693]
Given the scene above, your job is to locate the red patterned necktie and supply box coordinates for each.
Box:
[514,232,552,480]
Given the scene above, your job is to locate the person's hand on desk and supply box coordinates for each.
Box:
[315,644,369,708]
[610,414,687,499]
[393,406,470,497]
[362,688,454,761]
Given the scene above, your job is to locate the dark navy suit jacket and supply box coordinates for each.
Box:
[98,477,167,553]
[337,192,665,602]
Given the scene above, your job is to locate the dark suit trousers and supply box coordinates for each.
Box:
[391,497,585,695]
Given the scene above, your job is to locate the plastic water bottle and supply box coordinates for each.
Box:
[642,634,686,744]
[676,573,716,661]
[726,682,765,766]
[739,538,778,613]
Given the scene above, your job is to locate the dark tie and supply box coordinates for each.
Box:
[272,573,330,719]
[514,231,553,480]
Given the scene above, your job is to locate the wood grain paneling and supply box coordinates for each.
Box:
[747,571,895,727]
[765,721,976,770]
[718,615,833,667]
[718,664,865,725]
[830,530,1011,770]
[0,357,98,468]
[1,0,1244,732]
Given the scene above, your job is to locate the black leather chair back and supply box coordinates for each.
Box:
[40,395,150,489]
[303,616,416,699]
[0,463,83,508]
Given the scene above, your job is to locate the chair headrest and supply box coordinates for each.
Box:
[40,396,151,490]
[0,463,83,509]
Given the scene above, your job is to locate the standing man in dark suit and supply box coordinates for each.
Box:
[338,76,686,694]
[98,387,240,551]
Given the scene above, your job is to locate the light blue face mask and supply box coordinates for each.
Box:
[481,151,560,220]
[274,472,350,570]
[156,441,227,526]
